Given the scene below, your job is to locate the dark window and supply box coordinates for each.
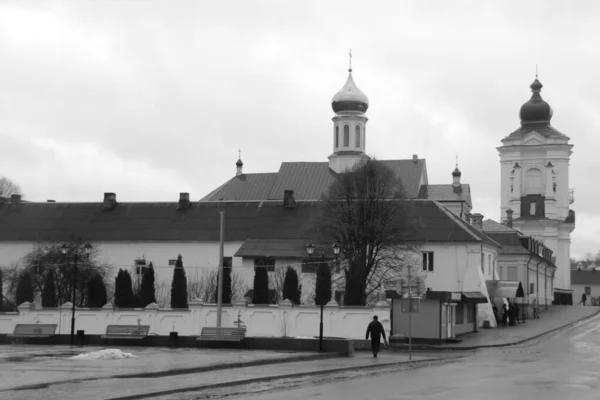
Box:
[335,126,339,148]
[343,125,349,147]
[529,283,535,295]
[135,259,146,275]
[355,125,361,147]
[466,305,475,323]
[455,304,464,324]
[585,286,591,295]
[520,194,545,218]
[254,258,275,272]
[422,252,434,272]
[301,260,317,273]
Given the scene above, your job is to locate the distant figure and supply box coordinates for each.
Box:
[507,301,516,326]
[366,315,388,358]
[502,302,508,326]
[581,293,587,306]
[514,302,520,324]
[532,298,540,319]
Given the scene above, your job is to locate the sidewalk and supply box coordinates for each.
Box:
[390,305,600,351]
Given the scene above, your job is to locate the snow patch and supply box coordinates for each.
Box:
[70,349,136,360]
[295,336,316,339]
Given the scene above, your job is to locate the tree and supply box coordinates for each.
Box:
[319,159,414,306]
[114,269,134,307]
[213,265,233,304]
[252,266,270,304]
[139,262,157,307]
[314,261,332,306]
[0,176,22,198]
[41,269,58,307]
[171,255,188,308]
[15,271,34,305]
[282,266,302,304]
[87,274,107,307]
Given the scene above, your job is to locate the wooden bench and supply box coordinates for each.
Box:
[8,324,57,338]
[197,327,247,342]
[101,325,150,340]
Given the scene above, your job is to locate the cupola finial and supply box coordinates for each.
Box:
[348,49,352,72]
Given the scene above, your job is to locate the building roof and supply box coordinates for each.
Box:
[418,184,472,207]
[482,219,521,233]
[504,124,568,141]
[437,209,501,248]
[482,219,528,255]
[571,270,600,285]
[201,159,427,202]
[0,199,494,246]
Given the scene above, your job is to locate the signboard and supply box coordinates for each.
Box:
[400,298,420,313]
[168,259,177,266]
[451,292,462,302]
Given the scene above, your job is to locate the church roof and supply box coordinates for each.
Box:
[0,199,494,245]
[571,270,600,285]
[201,159,427,201]
[417,184,472,207]
[482,219,530,255]
[482,219,521,233]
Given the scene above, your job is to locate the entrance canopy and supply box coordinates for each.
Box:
[486,280,525,299]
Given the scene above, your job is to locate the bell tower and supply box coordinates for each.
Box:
[498,77,575,304]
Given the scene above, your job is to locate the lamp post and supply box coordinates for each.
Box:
[332,242,340,273]
[306,241,326,351]
[62,243,92,345]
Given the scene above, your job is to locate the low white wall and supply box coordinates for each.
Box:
[0,300,391,340]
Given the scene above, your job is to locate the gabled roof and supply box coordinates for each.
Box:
[418,184,472,207]
[482,219,528,255]
[0,199,493,245]
[200,158,427,202]
[503,124,569,141]
[571,270,600,285]
[435,209,501,248]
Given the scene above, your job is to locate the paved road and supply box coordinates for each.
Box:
[192,313,600,400]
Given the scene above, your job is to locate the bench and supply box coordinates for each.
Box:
[197,327,247,342]
[8,324,57,338]
[101,325,150,340]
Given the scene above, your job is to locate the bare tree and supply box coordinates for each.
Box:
[155,281,170,308]
[270,266,286,303]
[230,272,249,302]
[0,176,22,198]
[319,159,415,306]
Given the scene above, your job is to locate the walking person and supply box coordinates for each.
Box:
[514,301,520,324]
[366,315,388,358]
[532,298,540,319]
[507,301,515,326]
[502,302,508,326]
[581,292,587,306]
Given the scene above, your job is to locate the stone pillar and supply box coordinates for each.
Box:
[325,300,339,337]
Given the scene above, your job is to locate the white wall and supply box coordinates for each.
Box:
[0,300,391,340]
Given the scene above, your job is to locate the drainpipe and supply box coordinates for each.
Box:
[524,244,534,322]
[535,257,543,314]
[543,264,549,310]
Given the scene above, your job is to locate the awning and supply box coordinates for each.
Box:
[234,239,309,258]
[461,292,488,304]
[485,280,525,299]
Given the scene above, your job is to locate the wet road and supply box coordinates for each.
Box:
[216,314,600,400]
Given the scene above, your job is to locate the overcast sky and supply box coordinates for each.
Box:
[0,1,598,259]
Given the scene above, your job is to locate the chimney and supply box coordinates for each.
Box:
[506,208,514,228]
[283,190,296,209]
[10,194,21,208]
[465,212,472,225]
[412,154,418,164]
[471,213,483,230]
[102,192,117,210]
[178,192,191,210]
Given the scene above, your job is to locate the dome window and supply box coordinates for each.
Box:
[335,126,339,148]
[343,125,349,147]
[355,125,361,147]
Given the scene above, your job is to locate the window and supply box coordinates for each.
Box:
[530,202,536,215]
[585,287,591,295]
[335,126,339,148]
[422,252,434,272]
[135,258,147,275]
[524,168,543,195]
[343,125,349,147]
[455,304,464,324]
[355,125,361,147]
[254,258,275,272]
[529,283,535,295]
[301,260,317,273]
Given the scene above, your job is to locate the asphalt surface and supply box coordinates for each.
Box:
[172,313,600,400]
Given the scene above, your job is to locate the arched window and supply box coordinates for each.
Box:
[335,126,339,148]
[343,125,349,147]
[525,168,543,194]
[355,125,361,148]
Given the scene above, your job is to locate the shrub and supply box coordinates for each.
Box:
[252,266,270,304]
[315,261,332,306]
[15,271,34,306]
[139,262,157,307]
[87,274,107,308]
[114,269,134,307]
[171,255,188,308]
[283,266,302,304]
[41,269,58,307]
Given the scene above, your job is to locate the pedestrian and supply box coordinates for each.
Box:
[514,301,520,324]
[507,301,515,326]
[532,298,540,319]
[492,303,499,324]
[502,302,508,326]
[365,315,388,358]
[581,292,587,306]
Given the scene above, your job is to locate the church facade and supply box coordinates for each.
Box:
[498,77,575,304]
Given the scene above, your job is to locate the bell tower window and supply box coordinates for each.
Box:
[343,125,349,147]
[355,125,361,148]
[524,168,543,194]
[335,126,339,148]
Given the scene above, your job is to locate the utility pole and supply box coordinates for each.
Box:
[216,211,225,329]
[408,265,412,361]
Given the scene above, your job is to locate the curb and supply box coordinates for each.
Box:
[389,309,600,352]
[106,357,446,400]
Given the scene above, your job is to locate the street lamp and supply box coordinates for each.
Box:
[306,241,326,352]
[62,243,92,345]
[332,243,340,273]
[305,241,315,258]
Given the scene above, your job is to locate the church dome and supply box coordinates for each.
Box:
[519,78,553,125]
[452,167,461,177]
[331,70,369,113]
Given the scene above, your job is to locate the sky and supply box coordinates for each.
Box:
[0,1,598,259]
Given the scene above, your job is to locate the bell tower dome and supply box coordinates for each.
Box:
[328,51,370,173]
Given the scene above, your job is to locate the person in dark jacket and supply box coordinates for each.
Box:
[366,315,388,358]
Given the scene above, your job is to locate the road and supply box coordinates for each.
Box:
[173,314,600,400]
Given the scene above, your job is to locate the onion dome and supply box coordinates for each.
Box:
[519,78,553,125]
[331,70,369,113]
[452,167,461,177]
[236,158,243,167]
